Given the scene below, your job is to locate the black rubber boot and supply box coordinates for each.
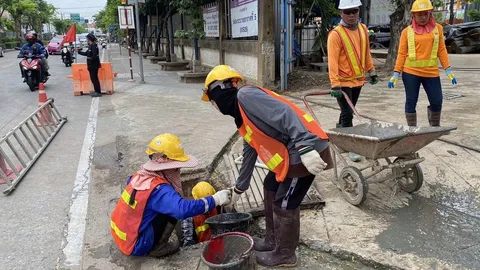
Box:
[256,205,300,267]
[253,189,276,251]
[148,222,180,258]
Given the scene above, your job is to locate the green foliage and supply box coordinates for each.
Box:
[76,24,88,34]
[308,0,337,55]
[174,29,188,39]
[52,18,71,34]
[468,9,480,21]
[4,0,55,38]
[94,0,121,35]
[173,0,205,39]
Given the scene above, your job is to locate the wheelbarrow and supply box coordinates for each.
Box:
[303,91,456,205]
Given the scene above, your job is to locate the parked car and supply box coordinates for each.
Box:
[47,35,64,55]
[0,47,4,57]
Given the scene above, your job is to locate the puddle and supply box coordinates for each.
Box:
[376,194,480,269]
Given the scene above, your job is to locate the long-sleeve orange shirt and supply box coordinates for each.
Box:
[394,23,451,78]
[327,23,375,88]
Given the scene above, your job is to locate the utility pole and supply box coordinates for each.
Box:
[134,0,145,83]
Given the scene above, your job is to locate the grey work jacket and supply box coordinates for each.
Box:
[236,86,329,191]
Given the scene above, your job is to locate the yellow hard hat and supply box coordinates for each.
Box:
[411,0,433,12]
[145,133,189,162]
[202,65,244,102]
[192,181,216,199]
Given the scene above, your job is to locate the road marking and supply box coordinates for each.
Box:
[62,97,99,266]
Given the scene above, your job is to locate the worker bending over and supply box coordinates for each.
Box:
[201,65,333,267]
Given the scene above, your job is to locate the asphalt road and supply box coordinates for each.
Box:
[0,50,96,269]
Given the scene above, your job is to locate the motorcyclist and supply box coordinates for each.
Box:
[61,44,73,64]
[18,33,48,81]
[29,31,50,75]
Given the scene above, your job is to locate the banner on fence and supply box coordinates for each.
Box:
[204,4,219,37]
[230,0,258,38]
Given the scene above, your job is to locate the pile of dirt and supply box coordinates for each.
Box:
[286,68,331,92]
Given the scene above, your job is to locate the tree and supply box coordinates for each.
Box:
[25,0,55,35]
[385,0,413,71]
[52,18,71,34]
[7,0,38,40]
[76,24,88,34]
[174,0,205,70]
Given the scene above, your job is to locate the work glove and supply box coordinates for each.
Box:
[388,72,400,88]
[299,146,327,175]
[212,189,232,207]
[368,70,379,85]
[330,86,343,98]
[445,67,457,85]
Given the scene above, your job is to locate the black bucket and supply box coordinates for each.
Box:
[201,232,256,270]
[205,212,253,236]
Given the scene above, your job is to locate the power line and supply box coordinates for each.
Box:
[55,6,104,10]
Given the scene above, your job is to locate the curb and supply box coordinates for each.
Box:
[286,93,480,153]
[300,239,402,270]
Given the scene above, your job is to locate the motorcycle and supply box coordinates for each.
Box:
[101,42,107,49]
[19,51,48,91]
[61,47,74,67]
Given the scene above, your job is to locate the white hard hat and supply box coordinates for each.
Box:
[338,0,362,9]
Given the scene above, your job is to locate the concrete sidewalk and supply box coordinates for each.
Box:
[77,46,480,269]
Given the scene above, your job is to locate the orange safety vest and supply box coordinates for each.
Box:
[193,208,218,242]
[332,23,368,81]
[110,174,169,255]
[237,86,329,182]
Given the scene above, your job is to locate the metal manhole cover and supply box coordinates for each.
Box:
[223,154,325,217]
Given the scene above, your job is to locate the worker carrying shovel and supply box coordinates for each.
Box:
[201,65,333,267]
[388,0,457,127]
[110,133,231,258]
[327,0,378,162]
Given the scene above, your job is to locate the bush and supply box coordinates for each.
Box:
[1,37,17,43]
[468,9,480,21]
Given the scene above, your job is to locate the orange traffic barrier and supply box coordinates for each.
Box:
[35,83,56,127]
[69,63,115,96]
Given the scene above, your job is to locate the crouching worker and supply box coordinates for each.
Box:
[110,133,232,257]
[181,181,220,246]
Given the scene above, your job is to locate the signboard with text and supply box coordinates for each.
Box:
[70,13,81,23]
[230,0,258,38]
[203,4,219,37]
[118,6,135,29]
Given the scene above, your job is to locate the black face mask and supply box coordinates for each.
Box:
[208,86,243,128]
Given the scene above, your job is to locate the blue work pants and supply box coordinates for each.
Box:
[402,72,443,113]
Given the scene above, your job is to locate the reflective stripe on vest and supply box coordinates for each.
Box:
[334,24,368,81]
[405,25,439,68]
[195,224,209,235]
[110,175,169,255]
[237,86,329,182]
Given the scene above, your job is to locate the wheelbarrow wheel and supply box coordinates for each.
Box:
[394,158,424,193]
[339,167,368,206]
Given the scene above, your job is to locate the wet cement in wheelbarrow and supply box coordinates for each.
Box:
[376,190,480,269]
